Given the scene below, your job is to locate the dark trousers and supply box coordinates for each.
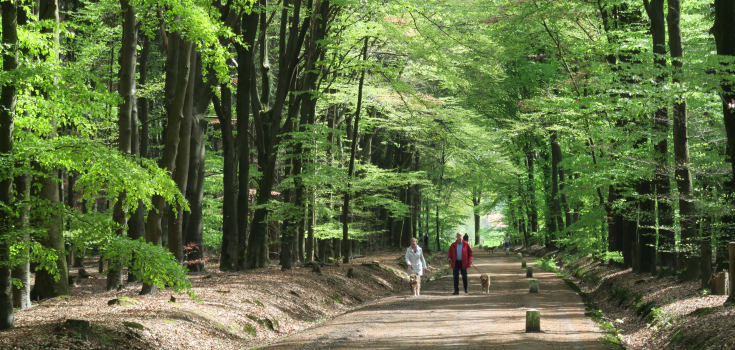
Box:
[453,259,468,292]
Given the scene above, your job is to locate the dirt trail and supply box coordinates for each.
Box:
[259,251,605,350]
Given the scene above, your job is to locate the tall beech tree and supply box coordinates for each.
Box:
[0,0,18,330]
[108,0,138,290]
[667,0,698,281]
[246,0,312,269]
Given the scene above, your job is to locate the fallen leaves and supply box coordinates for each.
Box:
[0,252,406,350]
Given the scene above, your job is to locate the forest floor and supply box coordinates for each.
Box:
[1,250,445,350]
[517,244,735,350]
[259,250,606,350]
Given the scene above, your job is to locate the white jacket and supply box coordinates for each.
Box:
[405,246,428,276]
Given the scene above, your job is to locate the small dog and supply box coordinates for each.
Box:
[409,274,421,297]
[480,273,490,293]
[485,246,494,254]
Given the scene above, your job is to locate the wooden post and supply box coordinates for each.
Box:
[526,309,540,332]
[521,260,526,269]
[727,242,735,304]
[527,267,533,278]
[530,279,539,293]
[712,271,729,295]
[701,240,712,290]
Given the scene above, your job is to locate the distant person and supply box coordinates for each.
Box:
[406,238,428,279]
[448,233,473,294]
[463,233,469,242]
[423,233,430,253]
[504,233,511,250]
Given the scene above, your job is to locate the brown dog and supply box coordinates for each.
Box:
[480,273,490,293]
[409,274,421,297]
[485,247,494,254]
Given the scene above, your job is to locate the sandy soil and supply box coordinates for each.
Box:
[259,251,605,350]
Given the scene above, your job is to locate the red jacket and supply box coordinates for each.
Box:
[448,241,473,269]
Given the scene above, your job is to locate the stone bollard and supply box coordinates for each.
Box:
[530,279,539,293]
[526,309,540,332]
[517,253,522,260]
[521,260,527,269]
[527,266,533,278]
[506,248,509,255]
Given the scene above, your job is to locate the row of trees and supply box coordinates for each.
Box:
[484,0,735,300]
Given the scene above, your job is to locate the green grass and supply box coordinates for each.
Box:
[535,257,558,272]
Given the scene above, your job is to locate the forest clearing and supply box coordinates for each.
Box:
[3,0,735,348]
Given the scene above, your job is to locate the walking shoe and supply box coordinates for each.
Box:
[453,291,459,295]
[464,289,468,293]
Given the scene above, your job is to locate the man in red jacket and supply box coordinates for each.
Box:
[448,232,473,294]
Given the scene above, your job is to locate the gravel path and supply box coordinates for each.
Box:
[259,251,605,350]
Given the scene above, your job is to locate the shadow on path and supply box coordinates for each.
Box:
[259,251,605,350]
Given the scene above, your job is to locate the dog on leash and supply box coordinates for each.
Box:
[409,274,421,297]
[480,273,490,293]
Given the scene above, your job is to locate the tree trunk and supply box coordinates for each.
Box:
[622,200,636,268]
[643,0,676,277]
[342,35,367,263]
[726,242,735,303]
[11,175,30,310]
[31,167,69,300]
[138,33,150,159]
[232,4,260,271]
[558,167,572,230]
[712,0,735,274]
[183,116,207,271]
[666,0,698,281]
[435,204,441,251]
[129,31,150,282]
[107,0,138,291]
[142,37,193,295]
[550,132,564,239]
[215,86,239,270]
[540,147,555,248]
[306,198,315,261]
[526,144,538,235]
[167,47,197,263]
[637,181,657,275]
[473,190,481,245]
[127,100,145,281]
[0,0,18,328]
[607,186,624,262]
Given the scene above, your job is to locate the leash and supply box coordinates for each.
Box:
[472,264,483,274]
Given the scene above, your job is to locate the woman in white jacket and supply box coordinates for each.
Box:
[406,238,428,278]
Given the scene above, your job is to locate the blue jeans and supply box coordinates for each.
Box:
[504,242,509,249]
[453,259,468,293]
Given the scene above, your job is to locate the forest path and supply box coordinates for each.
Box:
[258,251,605,350]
